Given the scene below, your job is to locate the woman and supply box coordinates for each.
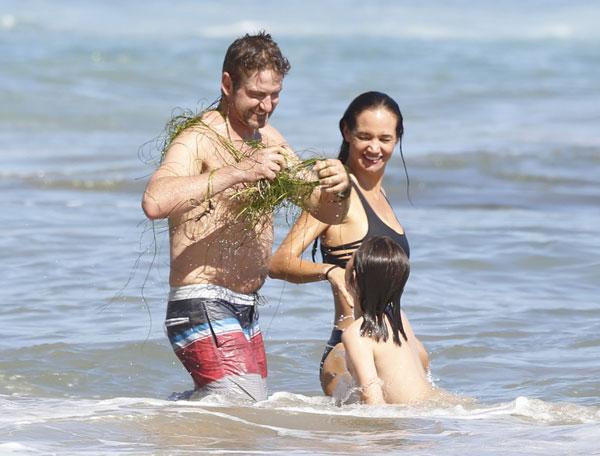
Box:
[269,91,428,395]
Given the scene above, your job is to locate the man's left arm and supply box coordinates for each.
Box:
[306,158,350,225]
[263,127,350,225]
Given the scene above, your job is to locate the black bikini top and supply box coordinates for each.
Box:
[318,181,410,268]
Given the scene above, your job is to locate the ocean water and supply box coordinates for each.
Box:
[1,0,600,454]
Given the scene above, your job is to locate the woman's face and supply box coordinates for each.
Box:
[344,107,399,175]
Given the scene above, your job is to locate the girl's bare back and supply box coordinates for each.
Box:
[343,317,440,405]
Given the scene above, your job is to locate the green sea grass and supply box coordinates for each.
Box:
[231,157,320,224]
[160,108,321,223]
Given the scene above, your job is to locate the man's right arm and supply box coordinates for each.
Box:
[142,129,240,220]
[141,129,287,220]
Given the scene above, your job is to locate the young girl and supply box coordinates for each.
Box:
[342,236,440,405]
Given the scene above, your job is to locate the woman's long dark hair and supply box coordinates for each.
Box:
[351,236,410,346]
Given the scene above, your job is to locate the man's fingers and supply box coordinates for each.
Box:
[325,180,348,193]
[260,147,287,167]
[268,160,282,174]
[319,167,347,190]
[314,159,338,173]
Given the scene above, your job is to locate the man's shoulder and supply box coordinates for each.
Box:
[260,123,287,146]
[168,111,227,158]
[199,110,226,130]
[179,110,226,141]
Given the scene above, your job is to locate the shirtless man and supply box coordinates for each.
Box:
[142,32,350,401]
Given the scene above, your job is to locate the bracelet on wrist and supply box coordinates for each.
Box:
[324,265,339,281]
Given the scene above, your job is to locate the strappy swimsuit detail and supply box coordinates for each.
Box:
[320,181,410,268]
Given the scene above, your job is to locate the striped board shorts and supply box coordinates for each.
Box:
[165,284,267,402]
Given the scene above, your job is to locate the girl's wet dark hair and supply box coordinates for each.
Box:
[337,91,404,165]
[351,236,409,346]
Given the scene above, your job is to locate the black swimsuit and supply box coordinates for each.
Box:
[320,181,410,268]
[319,181,410,374]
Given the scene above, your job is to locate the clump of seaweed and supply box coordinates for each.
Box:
[158,106,321,223]
[231,157,320,224]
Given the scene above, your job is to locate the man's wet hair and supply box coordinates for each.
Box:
[351,236,409,346]
[222,31,291,90]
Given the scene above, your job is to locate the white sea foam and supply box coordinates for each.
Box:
[190,20,592,41]
[1,393,599,455]
[1,14,16,30]
[0,443,42,455]
[5,392,594,428]
[9,2,600,41]
[254,392,600,425]
[0,395,166,426]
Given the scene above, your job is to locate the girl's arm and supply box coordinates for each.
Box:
[342,323,385,405]
[401,310,430,371]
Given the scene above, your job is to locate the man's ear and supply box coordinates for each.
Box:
[221,72,233,97]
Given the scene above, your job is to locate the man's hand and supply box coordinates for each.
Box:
[237,145,288,182]
[314,159,350,197]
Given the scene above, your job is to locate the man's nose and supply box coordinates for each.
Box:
[259,96,273,112]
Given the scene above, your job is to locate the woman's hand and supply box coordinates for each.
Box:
[327,266,354,310]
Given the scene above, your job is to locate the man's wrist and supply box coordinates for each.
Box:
[334,166,352,201]
[335,186,351,201]
[223,164,247,185]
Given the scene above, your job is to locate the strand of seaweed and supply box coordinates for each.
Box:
[160,108,321,225]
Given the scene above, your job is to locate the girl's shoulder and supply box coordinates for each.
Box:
[342,317,376,350]
[342,318,364,343]
[342,317,377,360]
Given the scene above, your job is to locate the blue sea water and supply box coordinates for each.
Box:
[1,1,599,454]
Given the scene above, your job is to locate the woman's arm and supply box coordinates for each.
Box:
[269,209,354,314]
[268,160,357,306]
[269,210,333,283]
[342,323,385,405]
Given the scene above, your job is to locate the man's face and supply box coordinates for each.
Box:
[223,68,283,131]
